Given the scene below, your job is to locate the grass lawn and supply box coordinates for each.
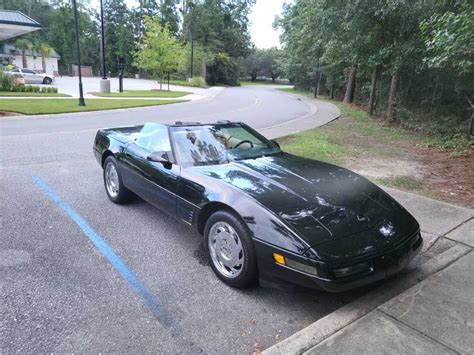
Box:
[277,88,473,207]
[91,90,191,98]
[167,79,208,88]
[0,98,186,115]
[240,80,291,86]
[0,91,70,97]
[278,87,313,96]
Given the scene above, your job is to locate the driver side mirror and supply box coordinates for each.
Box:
[270,139,281,149]
[147,151,171,164]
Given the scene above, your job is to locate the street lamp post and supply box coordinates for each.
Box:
[99,0,111,93]
[100,0,106,80]
[190,38,194,79]
[72,0,85,106]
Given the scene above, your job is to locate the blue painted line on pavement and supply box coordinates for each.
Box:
[31,173,174,327]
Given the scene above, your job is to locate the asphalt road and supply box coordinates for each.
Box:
[1,86,370,353]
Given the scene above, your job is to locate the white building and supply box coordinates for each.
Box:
[1,44,60,75]
[0,10,60,75]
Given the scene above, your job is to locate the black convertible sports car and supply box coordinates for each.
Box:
[93,121,422,291]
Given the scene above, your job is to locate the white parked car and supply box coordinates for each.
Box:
[6,68,54,85]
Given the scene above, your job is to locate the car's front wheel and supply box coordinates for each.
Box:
[43,77,52,85]
[204,210,258,288]
[103,156,135,204]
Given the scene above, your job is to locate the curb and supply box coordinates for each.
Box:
[259,92,341,140]
[263,243,472,354]
[0,87,225,122]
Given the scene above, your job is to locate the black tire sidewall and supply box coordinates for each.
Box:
[103,156,134,204]
[43,77,52,85]
[204,210,258,288]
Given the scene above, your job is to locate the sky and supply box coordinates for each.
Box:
[88,0,289,49]
[248,0,288,49]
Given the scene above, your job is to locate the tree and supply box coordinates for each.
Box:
[260,48,282,82]
[275,0,472,141]
[182,0,255,85]
[104,0,135,76]
[45,1,100,74]
[241,49,262,81]
[14,38,32,68]
[36,41,53,73]
[158,0,179,36]
[133,16,184,90]
[421,1,474,138]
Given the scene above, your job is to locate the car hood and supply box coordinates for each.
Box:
[194,153,418,251]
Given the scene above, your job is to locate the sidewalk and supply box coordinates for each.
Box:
[264,188,473,354]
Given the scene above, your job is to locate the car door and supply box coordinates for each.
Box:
[120,124,179,218]
[20,69,39,83]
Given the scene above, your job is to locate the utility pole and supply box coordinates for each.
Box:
[99,0,110,93]
[72,0,85,106]
[190,38,194,79]
[118,56,124,93]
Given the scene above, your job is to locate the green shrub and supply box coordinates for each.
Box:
[47,87,58,93]
[190,76,207,87]
[32,85,40,92]
[0,72,15,91]
[41,86,48,93]
[10,85,26,92]
[25,85,34,92]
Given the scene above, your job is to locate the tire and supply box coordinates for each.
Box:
[204,210,258,288]
[43,77,52,85]
[103,156,136,204]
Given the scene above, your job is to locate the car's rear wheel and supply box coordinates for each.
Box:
[43,77,52,85]
[204,210,258,288]
[103,156,135,204]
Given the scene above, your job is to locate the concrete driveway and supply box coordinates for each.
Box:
[49,76,209,97]
[1,86,352,353]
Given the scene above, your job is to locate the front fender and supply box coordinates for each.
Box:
[178,168,313,256]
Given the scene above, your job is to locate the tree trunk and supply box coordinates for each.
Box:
[160,71,163,91]
[200,58,207,81]
[22,51,27,68]
[429,73,439,119]
[42,55,46,73]
[466,96,474,141]
[316,72,323,97]
[271,75,276,83]
[313,75,318,98]
[368,66,379,116]
[387,69,400,122]
[343,66,356,103]
[375,77,383,112]
[403,68,415,107]
[469,109,473,142]
[330,85,334,100]
[251,73,257,81]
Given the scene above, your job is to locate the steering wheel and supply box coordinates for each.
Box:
[233,140,254,149]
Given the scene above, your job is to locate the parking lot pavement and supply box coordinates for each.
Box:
[47,76,211,98]
[0,86,362,353]
[1,159,372,353]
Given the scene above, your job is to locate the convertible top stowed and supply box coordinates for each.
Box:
[93,121,422,291]
[172,120,233,126]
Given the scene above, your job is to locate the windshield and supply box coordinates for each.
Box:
[170,123,281,166]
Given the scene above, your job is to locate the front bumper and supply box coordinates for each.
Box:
[93,147,102,165]
[254,231,423,292]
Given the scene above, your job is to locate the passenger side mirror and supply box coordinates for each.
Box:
[270,139,281,149]
[147,151,171,164]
